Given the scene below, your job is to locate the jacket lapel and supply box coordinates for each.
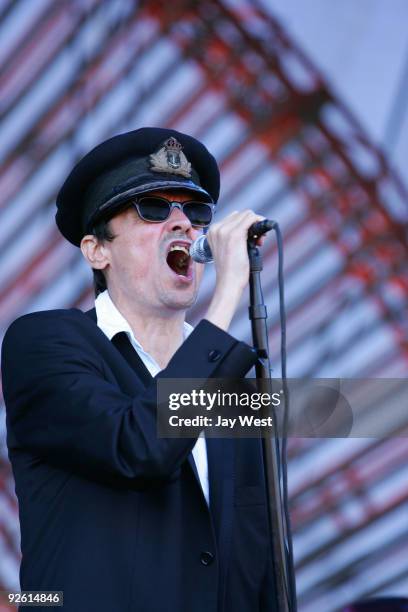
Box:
[207,437,234,609]
[85,308,203,486]
[85,308,152,386]
[110,331,152,387]
[112,333,203,487]
[85,307,97,322]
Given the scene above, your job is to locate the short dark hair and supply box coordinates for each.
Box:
[89,218,115,296]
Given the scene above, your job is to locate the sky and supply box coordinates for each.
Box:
[261,0,408,183]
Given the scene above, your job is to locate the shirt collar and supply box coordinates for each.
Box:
[94,290,193,351]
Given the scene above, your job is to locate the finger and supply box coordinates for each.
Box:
[221,210,265,233]
[230,212,266,236]
[207,210,266,245]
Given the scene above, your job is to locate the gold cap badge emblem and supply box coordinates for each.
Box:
[149,137,192,178]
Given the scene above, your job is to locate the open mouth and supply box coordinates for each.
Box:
[166,242,192,277]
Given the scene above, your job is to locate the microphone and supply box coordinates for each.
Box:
[190,219,276,263]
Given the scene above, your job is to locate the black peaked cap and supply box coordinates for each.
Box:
[56,127,220,246]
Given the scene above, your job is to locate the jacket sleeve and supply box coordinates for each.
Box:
[1,310,257,487]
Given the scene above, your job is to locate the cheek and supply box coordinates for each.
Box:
[112,236,153,281]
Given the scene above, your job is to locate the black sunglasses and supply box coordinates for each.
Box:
[131,195,215,228]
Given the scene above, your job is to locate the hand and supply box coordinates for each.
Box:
[204,210,266,332]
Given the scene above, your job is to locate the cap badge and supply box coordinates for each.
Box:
[149,137,192,178]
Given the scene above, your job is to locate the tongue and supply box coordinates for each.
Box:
[167,250,189,276]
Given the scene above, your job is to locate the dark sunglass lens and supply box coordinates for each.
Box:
[136,197,170,221]
[183,202,213,226]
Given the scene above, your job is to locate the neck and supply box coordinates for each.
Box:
[107,290,186,369]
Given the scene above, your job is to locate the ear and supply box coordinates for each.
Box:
[80,234,110,271]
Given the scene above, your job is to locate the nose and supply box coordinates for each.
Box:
[166,205,193,233]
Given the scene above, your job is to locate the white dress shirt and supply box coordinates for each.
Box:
[95,290,209,504]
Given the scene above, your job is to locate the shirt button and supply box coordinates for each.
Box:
[208,350,221,362]
[200,551,215,566]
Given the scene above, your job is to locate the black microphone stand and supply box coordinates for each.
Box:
[247,237,296,612]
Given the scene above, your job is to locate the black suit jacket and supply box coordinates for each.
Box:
[2,308,276,612]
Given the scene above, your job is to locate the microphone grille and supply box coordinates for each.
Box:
[189,234,213,263]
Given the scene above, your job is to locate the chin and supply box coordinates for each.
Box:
[163,289,198,311]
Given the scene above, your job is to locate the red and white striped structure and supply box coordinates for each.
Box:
[0,2,407,610]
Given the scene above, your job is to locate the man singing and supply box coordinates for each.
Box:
[2,127,276,611]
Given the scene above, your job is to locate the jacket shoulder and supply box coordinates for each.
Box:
[5,307,90,331]
[2,309,95,353]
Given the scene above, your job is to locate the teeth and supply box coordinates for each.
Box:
[169,245,190,256]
